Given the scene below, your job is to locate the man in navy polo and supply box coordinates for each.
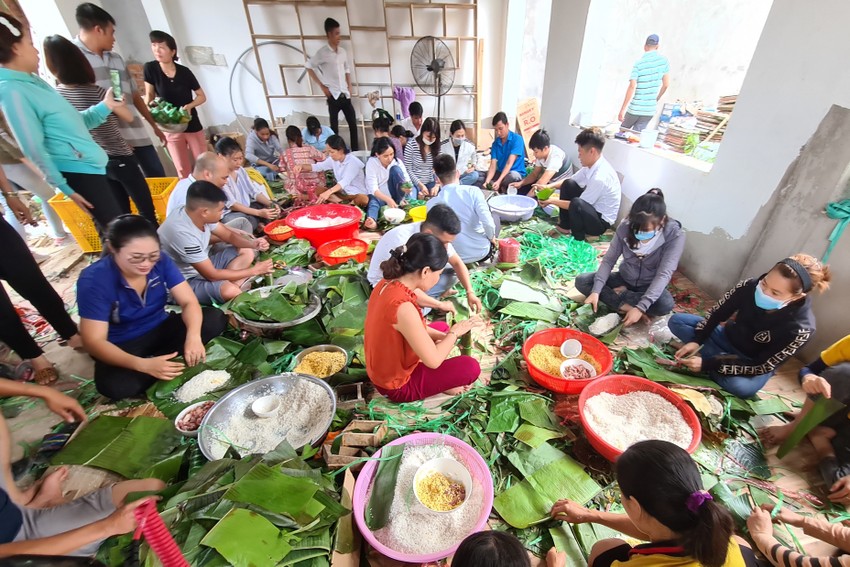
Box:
[483,111,526,193]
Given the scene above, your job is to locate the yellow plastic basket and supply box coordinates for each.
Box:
[48,177,178,253]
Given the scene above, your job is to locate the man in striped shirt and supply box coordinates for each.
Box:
[618,34,670,132]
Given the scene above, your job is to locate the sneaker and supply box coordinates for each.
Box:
[53,236,68,246]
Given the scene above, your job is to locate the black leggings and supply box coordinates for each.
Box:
[93,309,229,400]
[61,171,125,234]
[106,155,158,226]
[558,179,610,241]
[0,218,78,359]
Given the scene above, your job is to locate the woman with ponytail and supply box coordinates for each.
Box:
[551,440,760,567]
[364,233,482,402]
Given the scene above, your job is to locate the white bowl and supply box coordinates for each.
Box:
[175,400,215,437]
[383,207,405,224]
[413,457,473,513]
[560,358,597,380]
[251,395,281,418]
[560,339,583,358]
[488,195,537,222]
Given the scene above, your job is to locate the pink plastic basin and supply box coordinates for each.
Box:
[352,433,495,563]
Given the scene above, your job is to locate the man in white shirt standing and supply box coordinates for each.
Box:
[428,154,498,263]
[306,18,359,151]
[539,128,621,241]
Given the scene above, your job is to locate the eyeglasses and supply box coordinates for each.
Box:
[126,252,161,265]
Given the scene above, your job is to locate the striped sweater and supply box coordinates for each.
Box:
[56,84,133,157]
[403,138,437,187]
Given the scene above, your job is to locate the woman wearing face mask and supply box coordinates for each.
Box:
[551,440,761,567]
[440,120,479,186]
[668,254,831,399]
[403,117,441,198]
[576,189,683,326]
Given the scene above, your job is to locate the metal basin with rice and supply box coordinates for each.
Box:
[293,344,349,375]
[230,285,322,337]
[198,374,336,460]
[488,195,537,222]
[522,328,613,394]
[578,375,702,462]
[240,267,313,292]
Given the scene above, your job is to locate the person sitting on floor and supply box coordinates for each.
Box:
[669,254,831,399]
[538,127,621,242]
[483,111,526,193]
[367,204,482,314]
[403,117,441,198]
[510,129,568,196]
[281,125,326,203]
[576,188,683,326]
[391,124,414,154]
[748,503,850,567]
[213,135,280,233]
[427,153,498,264]
[372,115,402,159]
[302,116,334,152]
[167,151,229,216]
[364,233,481,403]
[304,135,383,226]
[440,119,480,187]
[158,181,273,305]
[78,215,229,400]
[453,530,566,567]
[0,378,164,557]
[399,101,423,136]
[364,137,409,213]
[762,333,850,505]
[551,440,762,567]
[245,117,283,182]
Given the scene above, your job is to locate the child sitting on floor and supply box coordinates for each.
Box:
[748,504,850,567]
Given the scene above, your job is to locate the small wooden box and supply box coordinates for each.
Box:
[323,444,366,470]
[341,420,388,448]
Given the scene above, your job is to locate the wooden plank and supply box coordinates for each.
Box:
[350,26,386,32]
[354,63,391,67]
[252,34,351,40]
[476,38,483,144]
[242,0,276,126]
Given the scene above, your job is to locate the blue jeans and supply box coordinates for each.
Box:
[388,165,409,203]
[133,145,166,178]
[668,313,774,398]
[459,171,480,186]
[254,165,279,182]
[364,194,381,221]
[426,267,457,300]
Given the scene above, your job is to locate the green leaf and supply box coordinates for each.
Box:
[486,397,521,433]
[365,444,405,530]
[51,416,182,478]
[777,396,845,458]
[499,302,561,323]
[200,508,292,567]
[514,424,561,448]
[748,396,792,415]
[550,525,586,563]
[598,323,623,345]
[138,449,186,484]
[224,463,320,516]
[499,278,551,306]
[518,398,561,430]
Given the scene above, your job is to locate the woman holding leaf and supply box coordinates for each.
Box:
[77,214,228,400]
[364,233,482,402]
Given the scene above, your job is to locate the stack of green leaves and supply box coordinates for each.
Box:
[228,282,310,323]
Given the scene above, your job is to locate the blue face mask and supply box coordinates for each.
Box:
[754,283,786,310]
[634,230,656,241]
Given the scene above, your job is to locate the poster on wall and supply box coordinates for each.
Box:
[517,97,541,153]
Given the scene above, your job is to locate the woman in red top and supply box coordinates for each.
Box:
[364,233,481,402]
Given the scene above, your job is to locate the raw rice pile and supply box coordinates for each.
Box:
[174,370,230,403]
[208,379,333,459]
[293,351,346,378]
[293,216,349,228]
[528,345,601,377]
[584,391,693,451]
[373,444,483,555]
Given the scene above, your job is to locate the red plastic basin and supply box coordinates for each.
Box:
[578,375,702,462]
[285,204,362,247]
[317,238,368,266]
[522,328,613,394]
[263,218,295,243]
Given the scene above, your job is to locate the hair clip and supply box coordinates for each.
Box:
[0,17,21,37]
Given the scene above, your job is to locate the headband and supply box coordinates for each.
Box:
[779,258,813,293]
[685,490,713,514]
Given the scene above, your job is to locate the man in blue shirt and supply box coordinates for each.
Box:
[483,112,526,193]
[618,34,670,132]
[302,116,334,152]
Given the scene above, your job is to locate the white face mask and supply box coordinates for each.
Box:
[422,138,435,146]
[451,137,463,147]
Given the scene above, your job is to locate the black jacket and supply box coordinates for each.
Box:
[694,277,815,376]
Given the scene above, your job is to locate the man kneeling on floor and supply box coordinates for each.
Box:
[538,127,621,241]
[427,154,498,264]
[159,180,274,305]
[367,204,483,314]
[0,378,163,557]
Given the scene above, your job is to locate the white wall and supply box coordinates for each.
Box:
[542,0,850,354]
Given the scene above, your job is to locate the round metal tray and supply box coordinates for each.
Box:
[198,373,336,460]
[231,285,322,332]
[240,267,314,293]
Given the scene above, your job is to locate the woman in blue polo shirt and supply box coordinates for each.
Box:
[77,215,228,400]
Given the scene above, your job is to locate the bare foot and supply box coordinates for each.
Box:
[440,289,458,299]
[443,386,469,396]
[26,467,69,508]
[613,287,628,295]
[761,422,796,446]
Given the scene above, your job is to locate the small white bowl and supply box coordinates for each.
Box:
[413,457,472,513]
[560,358,597,380]
[560,339,583,358]
[383,207,406,224]
[251,395,280,418]
[175,400,215,438]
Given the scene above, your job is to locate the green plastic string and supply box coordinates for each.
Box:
[822,200,850,262]
[517,232,599,282]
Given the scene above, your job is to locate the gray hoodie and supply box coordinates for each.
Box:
[591,218,685,312]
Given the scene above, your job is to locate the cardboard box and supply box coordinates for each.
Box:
[322,444,366,470]
[341,420,388,448]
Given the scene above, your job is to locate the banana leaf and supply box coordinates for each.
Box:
[499,301,561,323]
[328,303,368,336]
[51,416,182,478]
[518,398,561,430]
[138,449,186,484]
[777,396,846,458]
[725,439,770,479]
[748,396,792,416]
[282,319,328,346]
[486,397,521,433]
[223,462,320,516]
[230,291,301,322]
[514,424,561,448]
[550,525,586,564]
[201,508,292,567]
[597,323,623,346]
[272,238,315,267]
[499,278,551,306]
[365,444,405,530]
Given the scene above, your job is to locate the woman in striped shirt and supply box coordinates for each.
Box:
[43,35,158,226]
[403,117,440,198]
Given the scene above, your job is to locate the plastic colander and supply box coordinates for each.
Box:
[352,433,494,563]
